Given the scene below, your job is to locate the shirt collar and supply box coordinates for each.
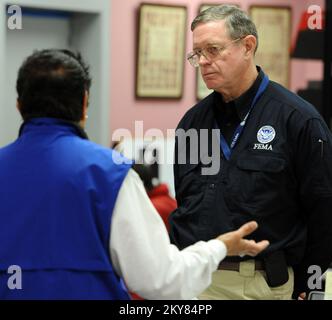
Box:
[213,66,264,121]
[18,117,89,140]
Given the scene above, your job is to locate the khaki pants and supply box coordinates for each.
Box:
[199,260,294,300]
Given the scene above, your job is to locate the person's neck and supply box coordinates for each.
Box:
[79,119,86,129]
[219,65,258,103]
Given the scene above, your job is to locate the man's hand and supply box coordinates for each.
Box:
[217,221,269,256]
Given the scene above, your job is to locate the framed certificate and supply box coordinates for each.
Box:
[249,6,292,88]
[136,3,187,99]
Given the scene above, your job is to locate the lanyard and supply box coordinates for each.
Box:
[216,74,269,160]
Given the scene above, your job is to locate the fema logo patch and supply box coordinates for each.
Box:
[257,126,276,144]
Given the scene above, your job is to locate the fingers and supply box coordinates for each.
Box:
[256,240,270,251]
[242,240,270,256]
[236,221,258,238]
[217,221,269,257]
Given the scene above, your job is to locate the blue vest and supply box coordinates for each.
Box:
[0,118,132,299]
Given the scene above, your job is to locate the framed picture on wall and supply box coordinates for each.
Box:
[196,4,240,100]
[136,3,187,99]
[249,6,292,88]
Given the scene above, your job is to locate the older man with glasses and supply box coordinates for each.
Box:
[169,4,332,300]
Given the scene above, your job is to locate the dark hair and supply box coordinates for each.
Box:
[16,49,92,122]
[132,164,154,192]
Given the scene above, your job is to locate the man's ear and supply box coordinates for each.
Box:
[243,35,257,58]
[83,90,89,108]
[82,90,89,119]
[16,100,21,112]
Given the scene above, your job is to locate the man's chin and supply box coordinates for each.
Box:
[203,78,221,90]
[205,83,216,90]
[204,80,223,92]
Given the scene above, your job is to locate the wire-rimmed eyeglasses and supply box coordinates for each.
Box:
[187,37,244,67]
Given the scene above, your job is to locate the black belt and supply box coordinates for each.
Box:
[218,260,265,271]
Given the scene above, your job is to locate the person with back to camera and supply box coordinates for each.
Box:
[169,5,332,300]
[0,48,269,299]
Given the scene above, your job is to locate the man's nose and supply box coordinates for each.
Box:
[198,53,210,66]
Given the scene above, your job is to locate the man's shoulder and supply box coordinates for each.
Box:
[77,138,111,154]
[0,142,14,154]
[267,81,321,120]
[76,139,132,166]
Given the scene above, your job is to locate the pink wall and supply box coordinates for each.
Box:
[110,0,325,137]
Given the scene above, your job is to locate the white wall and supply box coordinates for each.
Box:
[5,14,71,143]
[0,0,110,147]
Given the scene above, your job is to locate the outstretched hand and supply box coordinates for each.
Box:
[217,221,269,256]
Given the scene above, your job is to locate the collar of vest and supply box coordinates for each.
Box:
[18,117,89,140]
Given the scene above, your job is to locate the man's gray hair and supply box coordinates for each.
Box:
[191,5,258,53]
